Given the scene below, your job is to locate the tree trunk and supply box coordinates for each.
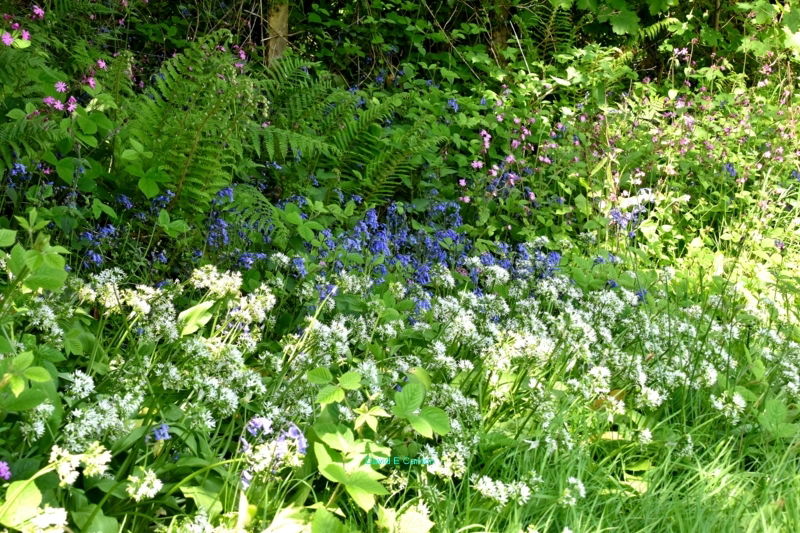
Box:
[267,2,290,65]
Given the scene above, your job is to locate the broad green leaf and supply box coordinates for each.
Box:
[0,479,42,527]
[23,367,51,383]
[311,508,345,533]
[72,504,119,533]
[182,484,223,519]
[0,229,16,247]
[178,301,215,336]
[407,414,433,438]
[317,385,344,406]
[306,367,333,385]
[392,383,424,417]
[421,406,450,436]
[338,371,362,390]
[11,351,34,372]
[344,471,388,511]
[24,265,67,291]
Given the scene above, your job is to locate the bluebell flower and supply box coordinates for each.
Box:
[85,250,103,266]
[447,98,459,112]
[292,257,307,277]
[152,251,168,264]
[607,279,619,288]
[723,162,736,177]
[153,424,171,441]
[636,289,647,302]
[96,224,117,239]
[116,194,133,209]
[238,252,267,270]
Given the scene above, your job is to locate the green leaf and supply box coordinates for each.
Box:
[338,371,362,390]
[77,114,98,134]
[317,385,345,406]
[55,158,76,184]
[392,383,424,417]
[11,351,33,372]
[138,177,160,199]
[307,367,333,385]
[182,484,223,519]
[64,327,85,356]
[6,109,26,120]
[72,504,119,533]
[344,471,388,511]
[0,229,16,247]
[178,301,215,336]
[298,224,315,242]
[421,406,450,436]
[0,479,42,528]
[91,199,117,220]
[24,265,67,291]
[23,367,51,383]
[311,508,345,533]
[609,8,639,35]
[407,414,433,438]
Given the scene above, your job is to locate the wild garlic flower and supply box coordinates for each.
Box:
[25,505,68,533]
[190,265,242,298]
[49,446,81,486]
[126,469,163,501]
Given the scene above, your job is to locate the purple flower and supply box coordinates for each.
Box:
[723,162,736,177]
[447,98,459,112]
[246,417,272,437]
[0,461,11,481]
[153,424,171,441]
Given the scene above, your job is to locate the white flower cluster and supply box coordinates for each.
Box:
[470,474,536,506]
[710,391,747,423]
[190,265,242,298]
[126,468,163,501]
[49,441,112,487]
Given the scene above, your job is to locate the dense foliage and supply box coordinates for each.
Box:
[1,1,800,532]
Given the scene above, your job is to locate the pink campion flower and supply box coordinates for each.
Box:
[458,179,467,187]
[1,32,12,46]
[42,96,57,107]
[21,29,30,40]
[496,113,504,122]
[67,96,78,112]
[234,62,245,69]
[528,191,536,201]
[471,160,483,169]
[11,22,19,29]
[505,154,515,164]
[459,196,471,203]
[32,5,45,19]
[238,49,246,60]
[52,100,64,111]
[97,59,107,69]
[54,81,68,93]
[84,76,96,89]
[42,166,52,175]
[511,139,520,149]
